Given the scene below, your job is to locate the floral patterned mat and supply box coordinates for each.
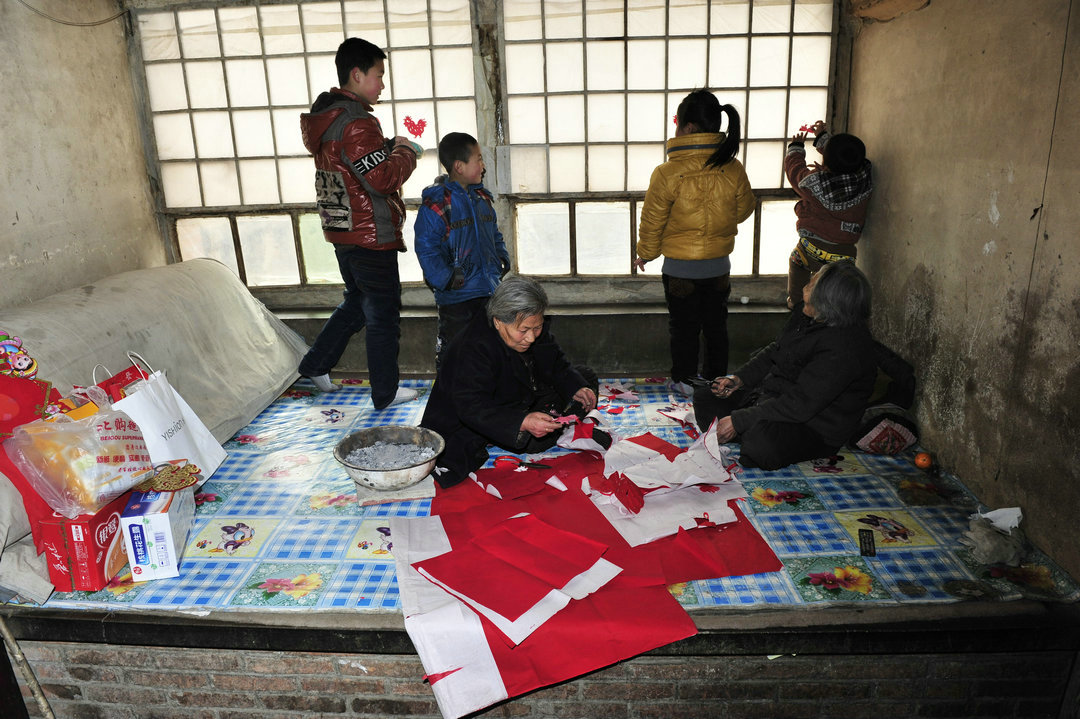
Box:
[37,378,1080,612]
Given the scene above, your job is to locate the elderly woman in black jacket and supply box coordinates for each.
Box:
[421,275,602,487]
[693,260,878,470]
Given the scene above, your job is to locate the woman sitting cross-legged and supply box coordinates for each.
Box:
[692,260,878,470]
[421,274,605,488]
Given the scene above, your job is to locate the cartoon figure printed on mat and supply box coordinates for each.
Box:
[216,523,255,554]
[321,408,346,423]
[811,455,844,473]
[0,332,39,380]
[357,527,392,554]
[857,514,914,543]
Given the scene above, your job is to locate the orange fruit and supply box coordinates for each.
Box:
[914,452,933,469]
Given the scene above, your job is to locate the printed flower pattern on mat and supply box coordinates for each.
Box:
[230,562,335,607]
[743,479,825,512]
[956,547,1080,602]
[786,556,892,602]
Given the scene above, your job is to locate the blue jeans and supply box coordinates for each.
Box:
[299,246,402,409]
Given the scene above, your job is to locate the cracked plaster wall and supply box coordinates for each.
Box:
[850,0,1080,577]
[0,0,164,310]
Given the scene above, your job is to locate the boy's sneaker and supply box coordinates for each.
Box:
[666,379,694,397]
[380,386,419,409]
[308,373,338,392]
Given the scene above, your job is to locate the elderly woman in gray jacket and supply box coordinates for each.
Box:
[693,260,878,470]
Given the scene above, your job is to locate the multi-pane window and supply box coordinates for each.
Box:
[132,0,835,297]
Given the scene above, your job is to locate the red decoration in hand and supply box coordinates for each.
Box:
[403,116,427,138]
[798,124,814,133]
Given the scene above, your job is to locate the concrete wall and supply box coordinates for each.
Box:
[0,0,164,309]
[849,0,1080,577]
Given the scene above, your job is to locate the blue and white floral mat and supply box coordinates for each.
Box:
[38,378,1080,612]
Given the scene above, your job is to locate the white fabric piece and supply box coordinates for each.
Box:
[594,483,744,547]
[390,516,508,719]
[602,439,662,476]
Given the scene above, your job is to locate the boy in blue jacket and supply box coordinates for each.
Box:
[414,132,511,368]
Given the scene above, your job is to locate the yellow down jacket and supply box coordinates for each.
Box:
[636,132,754,262]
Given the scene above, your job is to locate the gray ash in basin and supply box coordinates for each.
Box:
[345,441,437,469]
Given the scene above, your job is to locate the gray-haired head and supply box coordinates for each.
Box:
[486,275,548,324]
[809,260,871,327]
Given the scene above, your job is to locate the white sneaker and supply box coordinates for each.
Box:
[309,373,338,392]
[385,387,419,407]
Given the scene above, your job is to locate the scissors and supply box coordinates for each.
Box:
[686,377,716,389]
[493,455,552,470]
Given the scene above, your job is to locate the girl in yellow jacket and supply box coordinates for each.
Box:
[635,89,754,396]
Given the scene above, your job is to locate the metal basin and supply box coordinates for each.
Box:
[333,425,445,491]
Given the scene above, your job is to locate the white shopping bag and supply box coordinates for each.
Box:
[111,352,226,481]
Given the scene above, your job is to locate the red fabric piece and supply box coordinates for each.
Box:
[424,668,462,685]
[589,472,645,514]
[624,432,684,461]
[0,374,63,552]
[474,462,556,501]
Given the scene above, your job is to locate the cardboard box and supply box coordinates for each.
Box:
[121,486,195,582]
[38,491,131,593]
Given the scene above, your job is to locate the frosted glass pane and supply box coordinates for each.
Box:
[219,7,261,57]
[389,0,430,46]
[668,39,707,90]
[786,88,827,147]
[709,37,748,88]
[587,146,625,192]
[146,64,187,112]
[585,0,623,38]
[399,220,424,283]
[744,140,784,189]
[627,40,665,90]
[712,0,750,34]
[177,10,219,59]
[727,208,755,276]
[389,49,433,99]
[272,109,308,156]
[752,0,792,33]
[436,100,479,142]
[233,109,274,156]
[389,100,435,144]
[344,0,388,48]
[299,213,339,284]
[626,94,665,142]
[666,92,683,140]
[549,146,585,192]
[508,97,547,143]
[747,89,786,139]
[504,0,543,41]
[225,59,269,107]
[302,3,344,53]
[267,57,310,106]
[750,37,789,87]
[430,0,472,45]
[279,157,316,203]
[547,42,584,93]
[790,37,830,86]
[545,0,582,39]
[669,0,708,36]
[586,42,625,91]
[506,44,545,94]
[139,13,180,61]
[510,146,549,193]
[759,199,797,274]
[794,0,833,32]
[200,161,241,206]
[370,104,394,131]
[306,55,337,104]
[177,217,238,275]
[433,48,475,97]
[192,112,234,158]
[161,162,202,208]
[238,159,281,205]
[154,114,195,160]
[185,61,227,109]
[517,203,570,275]
[713,91,747,126]
[547,96,585,143]
[403,154,441,201]
[260,6,304,55]
[237,216,301,286]
[577,202,630,274]
[627,144,663,191]
[587,94,625,142]
[627,1,665,37]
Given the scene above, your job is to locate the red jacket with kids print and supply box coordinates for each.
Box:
[301,88,417,250]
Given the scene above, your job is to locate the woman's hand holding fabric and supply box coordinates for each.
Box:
[521,411,562,438]
[572,387,597,413]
